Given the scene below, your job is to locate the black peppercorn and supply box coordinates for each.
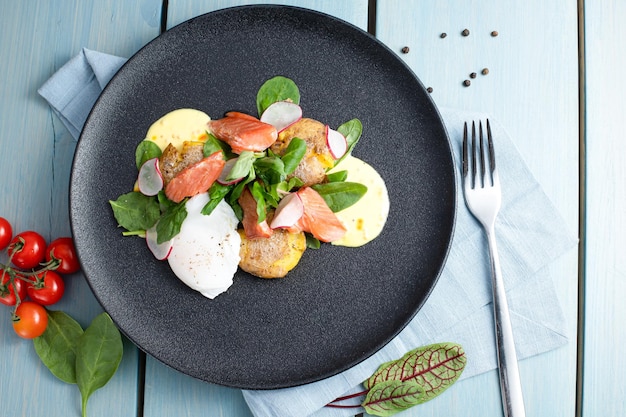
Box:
[463,80,471,87]
[440,32,447,38]
[462,29,470,36]
[491,31,499,37]
[401,46,410,54]
[482,68,489,75]
[427,87,433,93]
[470,72,477,79]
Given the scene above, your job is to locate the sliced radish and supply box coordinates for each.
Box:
[326,126,348,159]
[146,225,173,260]
[270,192,304,229]
[138,157,163,196]
[260,101,302,132]
[217,157,245,185]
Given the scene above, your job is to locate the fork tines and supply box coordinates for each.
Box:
[462,119,496,188]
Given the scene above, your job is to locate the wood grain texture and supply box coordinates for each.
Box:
[583,1,626,415]
[0,1,587,416]
[166,0,369,30]
[0,1,161,416]
[375,0,579,416]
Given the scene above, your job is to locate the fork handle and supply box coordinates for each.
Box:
[487,226,526,417]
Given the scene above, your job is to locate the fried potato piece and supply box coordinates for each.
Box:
[159,141,205,184]
[238,228,306,278]
[270,118,335,186]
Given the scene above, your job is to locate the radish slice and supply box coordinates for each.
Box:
[270,192,304,229]
[138,157,163,196]
[260,101,302,132]
[146,225,173,260]
[217,157,245,185]
[326,126,348,159]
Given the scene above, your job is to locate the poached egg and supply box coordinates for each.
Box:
[167,193,241,299]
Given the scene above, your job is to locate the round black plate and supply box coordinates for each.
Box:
[70,5,455,389]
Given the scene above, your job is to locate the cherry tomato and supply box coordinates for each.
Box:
[45,237,80,274]
[8,231,46,269]
[0,217,12,250]
[0,271,27,306]
[27,270,65,306]
[13,301,48,339]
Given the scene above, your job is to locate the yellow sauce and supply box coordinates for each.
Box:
[145,108,211,151]
[329,156,390,247]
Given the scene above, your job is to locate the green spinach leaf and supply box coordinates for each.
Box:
[254,155,286,186]
[33,310,84,384]
[311,182,367,212]
[228,151,256,181]
[326,170,348,183]
[203,133,232,158]
[109,192,160,232]
[280,137,306,174]
[76,313,123,417]
[256,76,300,116]
[249,181,267,223]
[156,200,187,244]
[135,141,162,170]
[201,182,232,216]
[335,119,363,166]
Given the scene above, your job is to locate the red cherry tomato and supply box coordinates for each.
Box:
[27,270,65,306]
[45,237,80,274]
[0,271,27,306]
[13,301,48,339]
[8,231,46,269]
[0,217,12,250]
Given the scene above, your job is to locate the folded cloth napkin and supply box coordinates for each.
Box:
[39,48,577,417]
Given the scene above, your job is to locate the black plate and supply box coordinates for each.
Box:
[70,5,455,389]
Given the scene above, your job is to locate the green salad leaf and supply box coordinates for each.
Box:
[362,343,466,416]
[33,310,84,384]
[335,118,363,166]
[155,200,187,244]
[135,140,162,169]
[76,313,123,417]
[311,182,368,212]
[363,380,424,417]
[109,192,160,232]
[33,311,124,417]
[112,76,369,248]
[256,75,300,116]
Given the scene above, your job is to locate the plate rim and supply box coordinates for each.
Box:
[70,4,457,389]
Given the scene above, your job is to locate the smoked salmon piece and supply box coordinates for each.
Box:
[164,151,225,203]
[238,187,273,239]
[208,112,278,154]
[296,187,346,242]
[224,111,259,121]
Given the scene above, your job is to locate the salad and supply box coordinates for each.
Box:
[110,76,388,298]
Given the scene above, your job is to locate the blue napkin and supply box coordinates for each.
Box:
[39,48,577,417]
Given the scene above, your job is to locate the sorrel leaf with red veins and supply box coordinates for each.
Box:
[363,342,466,415]
[362,379,424,417]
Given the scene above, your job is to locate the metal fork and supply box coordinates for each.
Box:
[462,120,526,417]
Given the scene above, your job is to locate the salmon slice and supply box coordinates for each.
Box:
[208,113,278,154]
[238,186,273,239]
[164,151,225,203]
[225,111,259,121]
[296,187,346,242]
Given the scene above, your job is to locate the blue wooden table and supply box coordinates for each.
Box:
[0,1,623,416]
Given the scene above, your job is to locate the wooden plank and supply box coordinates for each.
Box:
[141,3,368,417]
[375,0,579,416]
[166,0,369,30]
[583,1,626,416]
[0,1,161,416]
